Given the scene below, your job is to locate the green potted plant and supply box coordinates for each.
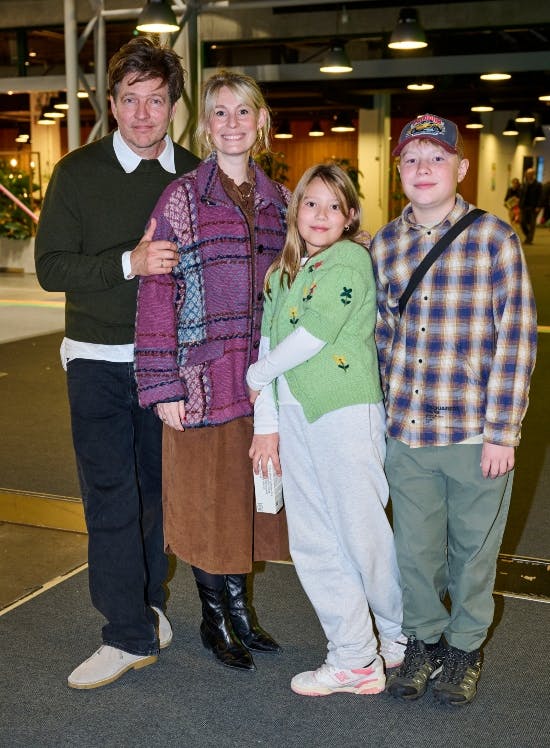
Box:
[0,159,39,240]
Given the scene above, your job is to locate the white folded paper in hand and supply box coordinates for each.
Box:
[253,458,284,514]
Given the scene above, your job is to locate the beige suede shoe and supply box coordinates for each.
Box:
[152,606,173,649]
[67,645,157,689]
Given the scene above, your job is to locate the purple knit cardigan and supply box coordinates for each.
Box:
[135,155,290,427]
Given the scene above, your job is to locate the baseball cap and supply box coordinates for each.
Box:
[392,113,460,156]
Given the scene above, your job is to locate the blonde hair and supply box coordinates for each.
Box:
[266,163,361,292]
[195,70,271,157]
[398,134,465,161]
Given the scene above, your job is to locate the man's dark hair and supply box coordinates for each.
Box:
[108,37,185,105]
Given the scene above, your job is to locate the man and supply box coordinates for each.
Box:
[371,114,537,706]
[519,167,543,244]
[35,37,199,689]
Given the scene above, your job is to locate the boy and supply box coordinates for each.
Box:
[370,113,537,706]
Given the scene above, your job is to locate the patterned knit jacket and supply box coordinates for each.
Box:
[135,155,290,426]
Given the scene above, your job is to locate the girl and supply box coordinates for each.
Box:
[246,164,404,696]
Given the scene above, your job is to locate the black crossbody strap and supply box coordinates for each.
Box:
[398,208,486,317]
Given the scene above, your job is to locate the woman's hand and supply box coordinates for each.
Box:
[157,400,186,431]
[249,433,281,477]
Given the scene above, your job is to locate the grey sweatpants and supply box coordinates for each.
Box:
[278,401,403,669]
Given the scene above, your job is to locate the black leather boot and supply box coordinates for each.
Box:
[226,574,282,654]
[195,581,255,671]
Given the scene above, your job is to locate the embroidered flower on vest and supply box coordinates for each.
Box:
[333,355,349,372]
[308,260,324,273]
[302,281,317,302]
[340,286,352,305]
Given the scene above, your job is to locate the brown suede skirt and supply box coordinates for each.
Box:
[162,416,289,574]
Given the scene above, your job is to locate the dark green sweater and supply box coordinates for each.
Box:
[35,133,199,344]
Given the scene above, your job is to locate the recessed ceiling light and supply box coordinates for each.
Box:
[407,82,434,91]
[480,73,511,81]
[539,94,550,102]
[471,104,494,112]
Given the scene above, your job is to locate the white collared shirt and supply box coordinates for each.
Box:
[113,129,176,175]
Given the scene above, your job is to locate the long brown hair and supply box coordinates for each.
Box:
[265,163,361,292]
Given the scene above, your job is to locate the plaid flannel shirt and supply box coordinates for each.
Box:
[371,195,537,448]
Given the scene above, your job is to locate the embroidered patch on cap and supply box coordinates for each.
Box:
[392,113,460,156]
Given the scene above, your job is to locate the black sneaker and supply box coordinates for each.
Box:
[386,635,444,701]
[433,646,482,706]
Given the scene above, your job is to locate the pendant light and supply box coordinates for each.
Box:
[502,119,519,136]
[136,1,180,33]
[465,114,483,130]
[388,8,427,51]
[330,112,355,133]
[37,107,56,125]
[407,82,434,91]
[480,72,511,81]
[44,98,65,118]
[471,104,494,113]
[320,43,353,74]
[274,120,293,139]
[308,120,325,137]
[515,110,535,123]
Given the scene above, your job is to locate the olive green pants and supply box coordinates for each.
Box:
[385,438,513,652]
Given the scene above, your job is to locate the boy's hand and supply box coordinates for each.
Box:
[480,442,515,478]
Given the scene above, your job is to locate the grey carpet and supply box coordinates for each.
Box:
[1,561,549,748]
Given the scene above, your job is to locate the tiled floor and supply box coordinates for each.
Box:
[0,522,87,610]
[0,272,64,344]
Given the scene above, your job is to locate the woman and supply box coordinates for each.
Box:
[135,70,290,671]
